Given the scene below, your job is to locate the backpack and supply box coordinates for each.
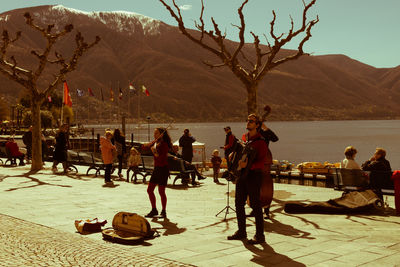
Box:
[102,212,157,245]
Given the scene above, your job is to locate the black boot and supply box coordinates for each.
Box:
[160,210,167,218]
[145,208,158,218]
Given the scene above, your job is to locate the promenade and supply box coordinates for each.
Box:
[1,164,400,266]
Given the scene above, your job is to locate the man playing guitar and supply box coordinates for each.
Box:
[227,114,267,244]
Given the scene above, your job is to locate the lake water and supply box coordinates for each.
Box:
[87,120,400,169]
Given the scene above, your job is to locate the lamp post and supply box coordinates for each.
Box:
[146,116,151,142]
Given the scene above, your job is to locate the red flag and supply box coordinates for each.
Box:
[110,88,114,102]
[142,85,150,96]
[63,81,72,107]
[47,95,52,103]
[88,87,94,96]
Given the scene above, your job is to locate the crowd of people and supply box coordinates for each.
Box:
[1,116,397,244]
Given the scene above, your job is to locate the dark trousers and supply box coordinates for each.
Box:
[104,164,112,182]
[117,155,123,174]
[26,146,32,160]
[235,169,264,238]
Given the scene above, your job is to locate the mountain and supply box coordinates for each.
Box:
[0,5,399,123]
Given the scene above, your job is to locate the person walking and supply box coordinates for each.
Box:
[179,128,198,185]
[211,149,222,183]
[112,128,126,179]
[227,114,267,244]
[100,130,116,186]
[52,124,69,173]
[143,127,172,218]
[223,126,237,170]
[22,126,33,163]
[179,128,196,163]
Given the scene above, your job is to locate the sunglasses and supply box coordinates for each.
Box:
[247,119,256,123]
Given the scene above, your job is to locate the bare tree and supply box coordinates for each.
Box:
[159,0,319,114]
[0,13,100,171]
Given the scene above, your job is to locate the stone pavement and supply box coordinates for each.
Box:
[1,164,400,266]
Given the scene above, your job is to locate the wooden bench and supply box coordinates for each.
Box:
[168,156,196,186]
[333,168,394,196]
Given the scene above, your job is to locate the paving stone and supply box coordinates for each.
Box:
[2,165,400,266]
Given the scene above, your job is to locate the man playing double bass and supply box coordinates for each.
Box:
[227,114,267,244]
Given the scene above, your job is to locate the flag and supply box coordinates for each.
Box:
[63,81,72,107]
[101,88,104,102]
[88,87,94,96]
[47,95,52,103]
[142,85,150,96]
[110,88,114,102]
[119,87,123,100]
[129,83,137,94]
[76,88,84,97]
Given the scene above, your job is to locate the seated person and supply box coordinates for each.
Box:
[340,146,361,169]
[169,145,205,185]
[5,137,25,166]
[361,147,392,200]
[127,147,142,182]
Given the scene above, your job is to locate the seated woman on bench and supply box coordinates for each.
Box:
[170,145,206,185]
[5,137,25,166]
[340,146,361,169]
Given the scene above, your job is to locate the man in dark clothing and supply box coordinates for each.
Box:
[227,114,267,245]
[179,129,199,185]
[223,126,237,170]
[22,126,33,162]
[362,148,392,200]
[179,129,195,163]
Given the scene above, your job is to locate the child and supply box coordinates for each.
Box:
[100,130,116,186]
[211,149,222,183]
[127,147,142,182]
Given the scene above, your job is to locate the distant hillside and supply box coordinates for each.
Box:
[0,5,399,123]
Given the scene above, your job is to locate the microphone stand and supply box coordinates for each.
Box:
[215,174,236,221]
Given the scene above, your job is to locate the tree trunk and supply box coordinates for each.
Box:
[246,83,257,115]
[31,101,43,171]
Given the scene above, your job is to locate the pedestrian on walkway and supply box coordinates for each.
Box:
[179,128,195,163]
[100,130,116,186]
[211,149,222,183]
[143,127,172,218]
[52,124,69,173]
[22,126,33,162]
[228,114,267,245]
[112,128,126,179]
[223,126,237,170]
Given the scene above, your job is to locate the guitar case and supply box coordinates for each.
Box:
[102,212,156,245]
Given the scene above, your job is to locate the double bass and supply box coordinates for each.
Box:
[258,105,278,213]
[244,105,277,214]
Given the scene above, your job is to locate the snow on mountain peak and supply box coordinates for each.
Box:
[34,5,161,36]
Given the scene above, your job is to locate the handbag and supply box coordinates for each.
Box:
[75,218,107,234]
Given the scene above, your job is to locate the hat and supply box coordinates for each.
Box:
[224,126,231,131]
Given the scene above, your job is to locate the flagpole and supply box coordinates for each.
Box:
[128,80,131,139]
[61,82,64,125]
[118,80,121,122]
[110,82,112,125]
[137,86,140,141]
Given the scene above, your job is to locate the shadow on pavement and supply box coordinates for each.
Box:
[151,217,187,236]
[1,171,72,192]
[244,241,306,267]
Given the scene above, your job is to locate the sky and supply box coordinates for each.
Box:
[1,0,399,68]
